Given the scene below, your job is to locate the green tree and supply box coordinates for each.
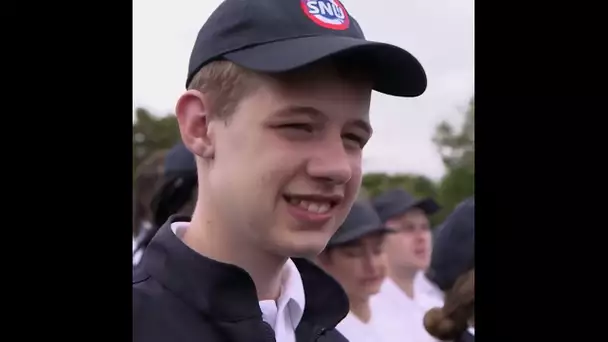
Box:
[432,96,475,223]
[433,97,474,173]
[362,173,437,199]
[133,108,181,178]
[433,166,475,224]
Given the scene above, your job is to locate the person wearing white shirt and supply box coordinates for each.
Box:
[317,200,396,342]
[132,0,430,338]
[423,197,475,342]
[370,189,444,342]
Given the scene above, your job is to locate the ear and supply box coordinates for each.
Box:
[175,90,215,159]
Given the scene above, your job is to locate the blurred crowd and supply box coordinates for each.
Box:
[133,143,475,342]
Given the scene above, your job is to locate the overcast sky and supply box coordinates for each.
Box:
[133,0,474,181]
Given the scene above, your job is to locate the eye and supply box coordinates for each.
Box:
[342,247,364,258]
[342,133,366,148]
[279,123,314,132]
[402,224,415,233]
[371,244,384,255]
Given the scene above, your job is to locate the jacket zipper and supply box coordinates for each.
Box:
[311,327,326,341]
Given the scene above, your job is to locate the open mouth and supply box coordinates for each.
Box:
[282,194,340,214]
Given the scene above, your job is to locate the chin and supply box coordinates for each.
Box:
[275,247,324,259]
[366,285,382,296]
[418,261,431,270]
[360,285,382,298]
[275,235,330,258]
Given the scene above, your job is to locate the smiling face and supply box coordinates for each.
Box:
[179,61,373,258]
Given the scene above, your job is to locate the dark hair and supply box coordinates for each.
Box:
[423,268,474,340]
[150,173,198,228]
[133,150,169,236]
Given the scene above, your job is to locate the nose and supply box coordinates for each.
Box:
[362,252,384,274]
[306,138,353,185]
[414,227,428,240]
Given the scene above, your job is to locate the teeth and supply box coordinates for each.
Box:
[317,203,330,213]
[294,200,331,214]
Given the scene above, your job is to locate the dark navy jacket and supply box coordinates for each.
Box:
[133,216,350,342]
[457,330,475,342]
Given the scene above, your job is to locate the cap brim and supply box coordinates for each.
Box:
[223,35,426,97]
[391,197,441,219]
[416,198,441,214]
[329,224,394,246]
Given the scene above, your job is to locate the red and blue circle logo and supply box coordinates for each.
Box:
[300,0,350,31]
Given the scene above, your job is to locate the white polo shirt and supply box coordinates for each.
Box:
[371,272,444,342]
[171,222,305,342]
[336,311,385,342]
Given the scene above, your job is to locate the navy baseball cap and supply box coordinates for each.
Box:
[328,200,394,247]
[426,197,475,291]
[187,0,427,97]
[372,189,441,223]
[150,142,198,228]
[163,142,197,180]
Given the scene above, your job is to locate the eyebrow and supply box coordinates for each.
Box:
[272,105,372,135]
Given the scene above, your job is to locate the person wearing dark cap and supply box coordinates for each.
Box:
[423,197,475,342]
[132,149,168,265]
[317,201,394,342]
[132,142,198,266]
[133,0,427,341]
[370,189,444,342]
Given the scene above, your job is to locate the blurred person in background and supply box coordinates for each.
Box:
[317,200,394,342]
[371,189,444,342]
[132,0,428,341]
[423,197,475,342]
[132,142,197,266]
[133,149,169,265]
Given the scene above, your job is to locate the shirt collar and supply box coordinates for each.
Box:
[278,258,305,329]
[173,220,305,328]
[173,221,307,329]
[142,216,346,328]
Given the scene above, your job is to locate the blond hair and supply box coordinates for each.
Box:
[187,61,261,121]
[187,59,371,121]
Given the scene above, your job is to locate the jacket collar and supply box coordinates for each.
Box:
[142,215,348,328]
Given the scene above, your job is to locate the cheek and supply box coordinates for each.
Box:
[388,235,415,257]
[377,255,389,274]
[330,260,357,283]
[378,264,388,278]
[350,157,363,180]
[345,162,363,198]
[385,235,402,252]
[422,236,432,250]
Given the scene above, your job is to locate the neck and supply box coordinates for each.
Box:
[389,264,419,299]
[349,295,371,323]
[184,198,286,301]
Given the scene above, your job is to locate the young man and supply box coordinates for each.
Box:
[133,0,427,341]
[370,189,444,342]
[317,200,394,342]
